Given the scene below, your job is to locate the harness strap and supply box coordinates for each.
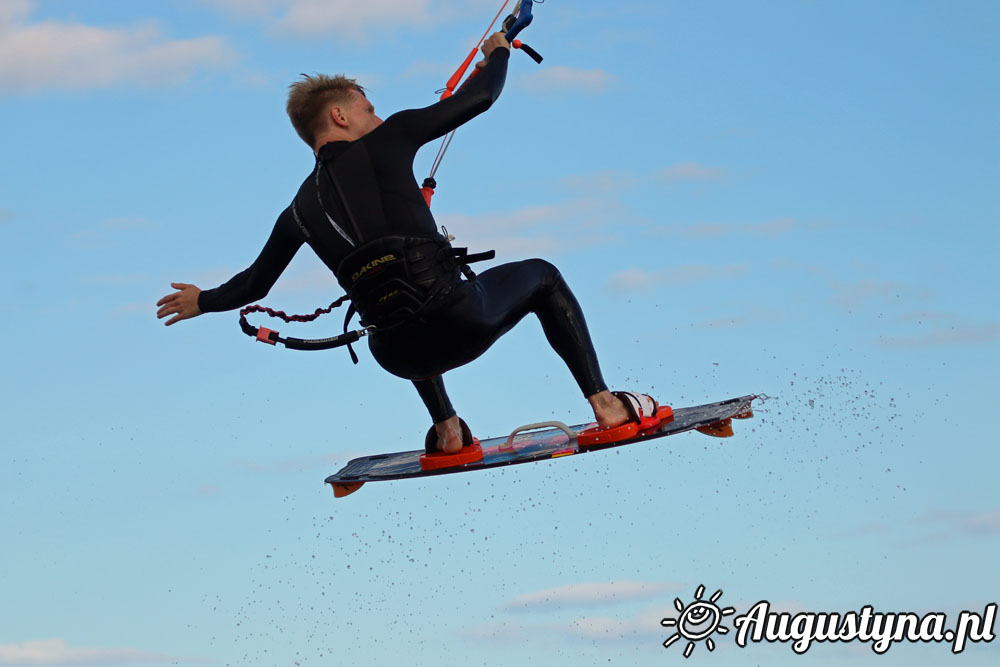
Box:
[343,303,359,364]
[452,247,495,280]
[238,244,495,361]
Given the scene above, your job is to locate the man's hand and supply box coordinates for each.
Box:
[475,31,510,69]
[157,282,203,326]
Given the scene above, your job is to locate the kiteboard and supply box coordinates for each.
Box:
[325,395,757,498]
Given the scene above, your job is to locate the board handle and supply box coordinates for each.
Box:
[502,422,577,451]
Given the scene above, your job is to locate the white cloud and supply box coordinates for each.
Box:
[199,0,431,38]
[961,507,1000,536]
[842,506,1000,544]
[235,451,367,473]
[66,217,154,249]
[464,604,682,645]
[517,65,616,94]
[560,170,642,195]
[196,0,282,17]
[560,165,729,199]
[666,218,806,239]
[436,202,584,233]
[281,0,430,37]
[656,162,725,182]
[432,198,624,258]
[694,305,787,329]
[608,265,749,292]
[111,301,153,319]
[0,3,234,93]
[0,0,31,27]
[0,638,202,666]
[268,265,340,296]
[81,274,147,286]
[898,310,952,324]
[504,580,685,611]
[878,324,1000,348]
[830,279,932,310]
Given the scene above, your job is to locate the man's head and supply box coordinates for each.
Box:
[286,73,382,151]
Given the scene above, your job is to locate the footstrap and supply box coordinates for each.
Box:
[423,418,476,455]
[613,391,659,424]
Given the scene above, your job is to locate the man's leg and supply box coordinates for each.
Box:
[412,375,465,454]
[513,262,630,427]
[467,260,632,428]
[373,259,638,435]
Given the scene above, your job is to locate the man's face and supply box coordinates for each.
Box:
[343,89,382,138]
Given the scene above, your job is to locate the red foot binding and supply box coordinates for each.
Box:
[420,442,484,471]
[577,405,674,447]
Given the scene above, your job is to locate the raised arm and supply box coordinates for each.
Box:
[391,33,511,148]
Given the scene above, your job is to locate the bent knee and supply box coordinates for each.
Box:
[523,258,563,288]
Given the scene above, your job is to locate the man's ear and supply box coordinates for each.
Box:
[329,104,349,129]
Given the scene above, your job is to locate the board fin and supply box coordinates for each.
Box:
[332,482,365,498]
[696,418,734,438]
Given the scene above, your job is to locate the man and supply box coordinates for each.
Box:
[157,33,660,459]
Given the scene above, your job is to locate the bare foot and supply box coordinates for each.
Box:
[433,415,465,453]
[588,391,630,429]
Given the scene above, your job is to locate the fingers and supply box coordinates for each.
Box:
[159,303,193,325]
[157,283,190,307]
[480,32,510,59]
[156,291,184,310]
[158,282,200,321]
[157,290,188,320]
[157,302,178,319]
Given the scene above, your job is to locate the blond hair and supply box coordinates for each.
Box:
[286,73,365,148]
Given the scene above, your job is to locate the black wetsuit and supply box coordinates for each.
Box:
[198,49,607,423]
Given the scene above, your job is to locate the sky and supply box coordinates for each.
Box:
[1,0,998,665]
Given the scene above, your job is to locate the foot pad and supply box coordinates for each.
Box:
[578,405,674,447]
[419,443,484,471]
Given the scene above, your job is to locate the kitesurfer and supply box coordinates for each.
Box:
[156,33,659,455]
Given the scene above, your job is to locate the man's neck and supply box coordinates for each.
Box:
[313,130,352,154]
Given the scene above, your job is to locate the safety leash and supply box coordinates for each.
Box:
[238,297,371,353]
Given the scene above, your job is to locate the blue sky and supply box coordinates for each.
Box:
[1,0,998,665]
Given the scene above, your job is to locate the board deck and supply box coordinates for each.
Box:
[325,395,757,497]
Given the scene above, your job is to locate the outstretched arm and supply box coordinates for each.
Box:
[157,208,304,325]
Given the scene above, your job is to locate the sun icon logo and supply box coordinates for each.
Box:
[661,585,735,658]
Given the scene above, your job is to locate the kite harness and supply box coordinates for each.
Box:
[238,0,544,361]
